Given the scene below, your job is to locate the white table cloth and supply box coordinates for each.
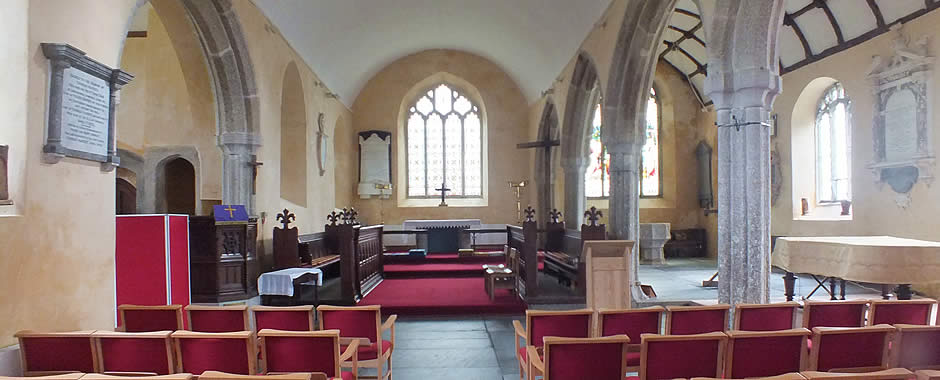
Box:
[773,236,940,284]
[258,268,323,297]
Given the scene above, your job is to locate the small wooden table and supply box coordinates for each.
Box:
[484,266,515,301]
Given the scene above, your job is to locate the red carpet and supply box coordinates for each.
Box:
[359,277,526,315]
[384,263,488,277]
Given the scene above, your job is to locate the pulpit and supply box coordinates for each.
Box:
[189,215,260,303]
[584,240,636,310]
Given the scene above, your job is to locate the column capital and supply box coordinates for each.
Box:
[560,157,590,171]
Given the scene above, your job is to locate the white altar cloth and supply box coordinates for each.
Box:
[258,268,323,296]
[773,236,940,284]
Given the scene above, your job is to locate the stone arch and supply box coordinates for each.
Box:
[534,98,560,225]
[279,61,307,206]
[141,146,201,214]
[790,76,840,217]
[560,52,601,227]
[124,0,261,212]
[162,157,197,215]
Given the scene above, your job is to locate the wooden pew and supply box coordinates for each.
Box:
[297,232,340,268]
[507,207,539,299]
[324,210,384,304]
[541,207,607,295]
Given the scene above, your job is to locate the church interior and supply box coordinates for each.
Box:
[4,0,940,379]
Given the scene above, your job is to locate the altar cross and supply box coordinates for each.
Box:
[224,205,237,218]
[247,154,263,195]
[435,182,451,207]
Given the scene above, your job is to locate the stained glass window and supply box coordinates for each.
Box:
[816,82,851,202]
[406,84,483,198]
[585,88,660,198]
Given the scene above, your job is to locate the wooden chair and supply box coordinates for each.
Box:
[185,305,250,333]
[258,329,358,380]
[801,368,916,379]
[79,375,193,380]
[317,305,396,380]
[734,302,800,331]
[485,248,519,301]
[665,304,730,335]
[809,325,895,373]
[725,329,811,379]
[636,332,728,380]
[692,374,807,380]
[198,372,317,380]
[868,299,937,326]
[14,330,98,376]
[171,331,256,375]
[91,330,174,375]
[251,305,315,332]
[596,306,665,371]
[890,324,940,371]
[118,305,184,332]
[0,375,85,380]
[917,370,940,380]
[512,309,594,380]
[525,335,629,380]
[803,300,869,329]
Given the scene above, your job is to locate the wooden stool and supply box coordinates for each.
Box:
[485,267,514,301]
[458,248,474,257]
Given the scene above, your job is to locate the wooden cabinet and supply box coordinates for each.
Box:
[190,216,259,303]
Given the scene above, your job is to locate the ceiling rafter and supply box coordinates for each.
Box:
[783,13,813,60]
[815,0,844,44]
[661,59,711,107]
[783,0,940,74]
[661,40,706,75]
[660,22,704,62]
[673,8,700,20]
[867,0,886,28]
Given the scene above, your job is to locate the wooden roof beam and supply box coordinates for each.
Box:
[816,0,845,44]
[867,0,886,28]
[661,41,706,75]
[783,13,813,61]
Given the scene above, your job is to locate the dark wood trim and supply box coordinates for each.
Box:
[661,41,705,74]
[673,8,700,20]
[783,2,940,74]
[866,0,886,28]
[665,24,706,48]
[126,31,148,38]
[660,58,711,107]
[783,13,813,60]
[516,140,560,149]
[790,1,817,18]
[816,0,844,44]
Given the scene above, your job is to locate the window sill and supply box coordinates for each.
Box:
[398,197,488,208]
[793,214,852,221]
[794,203,852,221]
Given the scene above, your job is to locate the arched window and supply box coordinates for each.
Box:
[406,83,483,198]
[585,88,660,198]
[815,82,851,202]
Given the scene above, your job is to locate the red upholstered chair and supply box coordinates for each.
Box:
[512,309,594,380]
[0,375,85,380]
[186,305,250,333]
[801,368,916,379]
[725,328,811,378]
[171,330,256,375]
[79,375,193,380]
[809,325,895,373]
[917,370,940,380]
[318,305,396,380]
[637,332,728,380]
[251,305,315,332]
[258,329,358,380]
[665,304,730,335]
[92,330,174,375]
[890,324,940,371]
[596,306,664,371]
[868,299,937,326]
[691,374,806,380]
[14,330,98,376]
[525,335,629,380]
[734,302,800,331]
[118,305,184,332]
[802,300,869,329]
[198,372,317,380]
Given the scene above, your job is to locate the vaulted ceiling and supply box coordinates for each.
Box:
[254,0,612,107]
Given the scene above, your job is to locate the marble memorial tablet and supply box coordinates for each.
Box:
[60,68,110,157]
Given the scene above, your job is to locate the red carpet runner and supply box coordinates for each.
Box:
[359,252,527,315]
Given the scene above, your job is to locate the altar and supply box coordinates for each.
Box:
[402,219,482,253]
[773,236,940,300]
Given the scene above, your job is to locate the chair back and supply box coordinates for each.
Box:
[597,307,664,346]
[0,376,85,380]
[171,331,256,375]
[186,305,249,333]
[892,324,940,371]
[691,374,806,380]
[509,248,520,274]
[869,300,937,326]
[726,329,810,378]
[916,370,940,380]
[801,368,915,379]
[14,331,97,375]
[526,309,594,347]
[810,325,894,372]
[198,372,313,380]
[79,374,193,380]
[258,329,341,377]
[542,336,629,380]
[803,301,868,329]
[734,302,799,331]
[317,305,381,344]
[640,332,727,380]
[665,305,730,335]
[119,305,184,332]
[251,306,315,332]
[92,331,174,375]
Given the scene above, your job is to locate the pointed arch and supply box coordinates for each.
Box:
[534,98,560,224]
[280,61,308,206]
[559,52,601,227]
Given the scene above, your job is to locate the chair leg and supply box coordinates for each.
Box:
[518,360,524,380]
[387,355,392,380]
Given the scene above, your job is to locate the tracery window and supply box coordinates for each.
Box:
[816,82,851,202]
[585,88,660,198]
[406,84,483,198]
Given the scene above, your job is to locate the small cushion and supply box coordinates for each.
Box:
[342,340,392,361]
[625,351,641,367]
[340,372,353,380]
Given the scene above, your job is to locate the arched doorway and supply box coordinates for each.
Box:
[116,178,137,215]
[164,157,196,215]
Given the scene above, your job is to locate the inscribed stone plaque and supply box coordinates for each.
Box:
[884,89,918,162]
[357,130,393,198]
[60,67,110,157]
[0,145,8,202]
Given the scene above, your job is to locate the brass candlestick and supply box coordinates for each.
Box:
[508,180,528,223]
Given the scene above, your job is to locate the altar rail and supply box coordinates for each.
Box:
[325,223,384,304]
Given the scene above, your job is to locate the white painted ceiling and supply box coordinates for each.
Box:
[254,0,613,107]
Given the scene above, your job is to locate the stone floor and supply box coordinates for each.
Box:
[359,258,895,380]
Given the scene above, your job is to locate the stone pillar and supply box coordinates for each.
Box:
[220,132,261,214]
[561,158,588,228]
[639,222,671,264]
[606,141,647,300]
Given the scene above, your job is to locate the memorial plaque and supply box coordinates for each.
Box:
[357,130,392,199]
[0,145,9,203]
[884,89,918,162]
[41,43,133,171]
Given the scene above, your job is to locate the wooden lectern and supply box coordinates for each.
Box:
[583,240,636,310]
